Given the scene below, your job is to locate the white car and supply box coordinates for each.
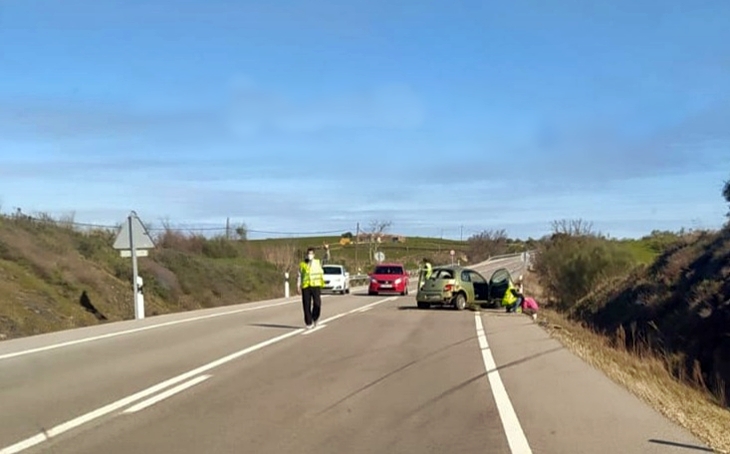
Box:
[323,264,350,294]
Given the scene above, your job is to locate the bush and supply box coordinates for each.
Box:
[533,220,637,311]
[201,236,240,259]
[467,229,509,263]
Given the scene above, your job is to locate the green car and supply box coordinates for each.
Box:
[416,266,513,310]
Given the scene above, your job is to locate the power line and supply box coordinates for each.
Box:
[4,213,350,236]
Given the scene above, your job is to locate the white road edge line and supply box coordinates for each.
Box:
[123,375,212,414]
[474,313,532,454]
[0,299,299,361]
[0,328,304,454]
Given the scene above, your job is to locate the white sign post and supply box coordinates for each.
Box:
[284,272,290,298]
[113,211,155,320]
[450,249,455,265]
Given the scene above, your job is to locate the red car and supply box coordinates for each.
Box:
[368,263,410,296]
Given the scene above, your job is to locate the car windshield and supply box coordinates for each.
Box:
[429,269,454,279]
[373,266,404,275]
[323,266,343,275]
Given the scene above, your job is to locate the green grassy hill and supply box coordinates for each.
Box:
[0,214,283,340]
[248,235,470,274]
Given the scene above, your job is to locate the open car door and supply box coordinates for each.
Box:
[487,267,512,304]
[468,270,489,302]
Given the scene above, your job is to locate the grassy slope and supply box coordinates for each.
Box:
[571,229,730,403]
[526,230,730,452]
[0,215,283,340]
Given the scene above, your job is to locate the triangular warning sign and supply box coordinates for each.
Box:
[113,213,156,250]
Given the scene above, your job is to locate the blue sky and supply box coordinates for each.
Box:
[1,0,729,239]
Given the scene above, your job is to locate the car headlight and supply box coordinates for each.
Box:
[370,278,378,283]
[395,278,402,284]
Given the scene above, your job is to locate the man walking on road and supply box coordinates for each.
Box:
[297,247,325,329]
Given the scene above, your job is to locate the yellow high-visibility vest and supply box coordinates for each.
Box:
[502,281,518,306]
[299,259,324,288]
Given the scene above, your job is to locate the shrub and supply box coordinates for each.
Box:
[533,219,637,310]
[466,229,509,262]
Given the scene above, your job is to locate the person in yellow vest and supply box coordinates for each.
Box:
[502,278,524,313]
[297,247,325,329]
[418,258,433,290]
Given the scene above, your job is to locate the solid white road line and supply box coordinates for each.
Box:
[474,313,532,454]
[0,298,300,362]
[0,329,304,454]
[123,375,212,414]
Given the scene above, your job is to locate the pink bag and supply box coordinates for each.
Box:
[522,297,539,311]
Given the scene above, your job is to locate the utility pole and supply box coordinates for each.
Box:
[355,222,360,272]
[460,225,463,242]
[226,217,230,240]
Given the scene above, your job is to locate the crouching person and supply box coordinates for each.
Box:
[502,279,524,313]
[521,297,539,321]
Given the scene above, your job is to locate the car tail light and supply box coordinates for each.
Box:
[444,284,453,292]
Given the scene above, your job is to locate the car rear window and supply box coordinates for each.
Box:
[373,266,404,275]
[430,269,454,279]
[323,266,343,275]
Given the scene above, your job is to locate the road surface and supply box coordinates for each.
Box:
[0,257,710,453]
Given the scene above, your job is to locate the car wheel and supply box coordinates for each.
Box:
[369,291,377,296]
[417,301,429,309]
[454,293,467,311]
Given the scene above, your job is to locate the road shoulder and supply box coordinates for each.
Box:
[480,311,710,454]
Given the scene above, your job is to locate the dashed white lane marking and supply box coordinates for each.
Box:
[0,329,303,454]
[0,298,300,361]
[474,313,532,454]
[123,375,212,414]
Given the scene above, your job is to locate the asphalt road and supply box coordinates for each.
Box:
[0,257,710,453]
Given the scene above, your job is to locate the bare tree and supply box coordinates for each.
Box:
[723,179,730,218]
[262,243,298,273]
[550,219,595,237]
[467,228,509,262]
[366,220,392,261]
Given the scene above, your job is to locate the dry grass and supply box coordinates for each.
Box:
[0,214,283,340]
[522,269,730,453]
[538,308,730,453]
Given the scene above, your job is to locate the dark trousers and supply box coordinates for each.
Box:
[506,295,524,313]
[301,286,322,326]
